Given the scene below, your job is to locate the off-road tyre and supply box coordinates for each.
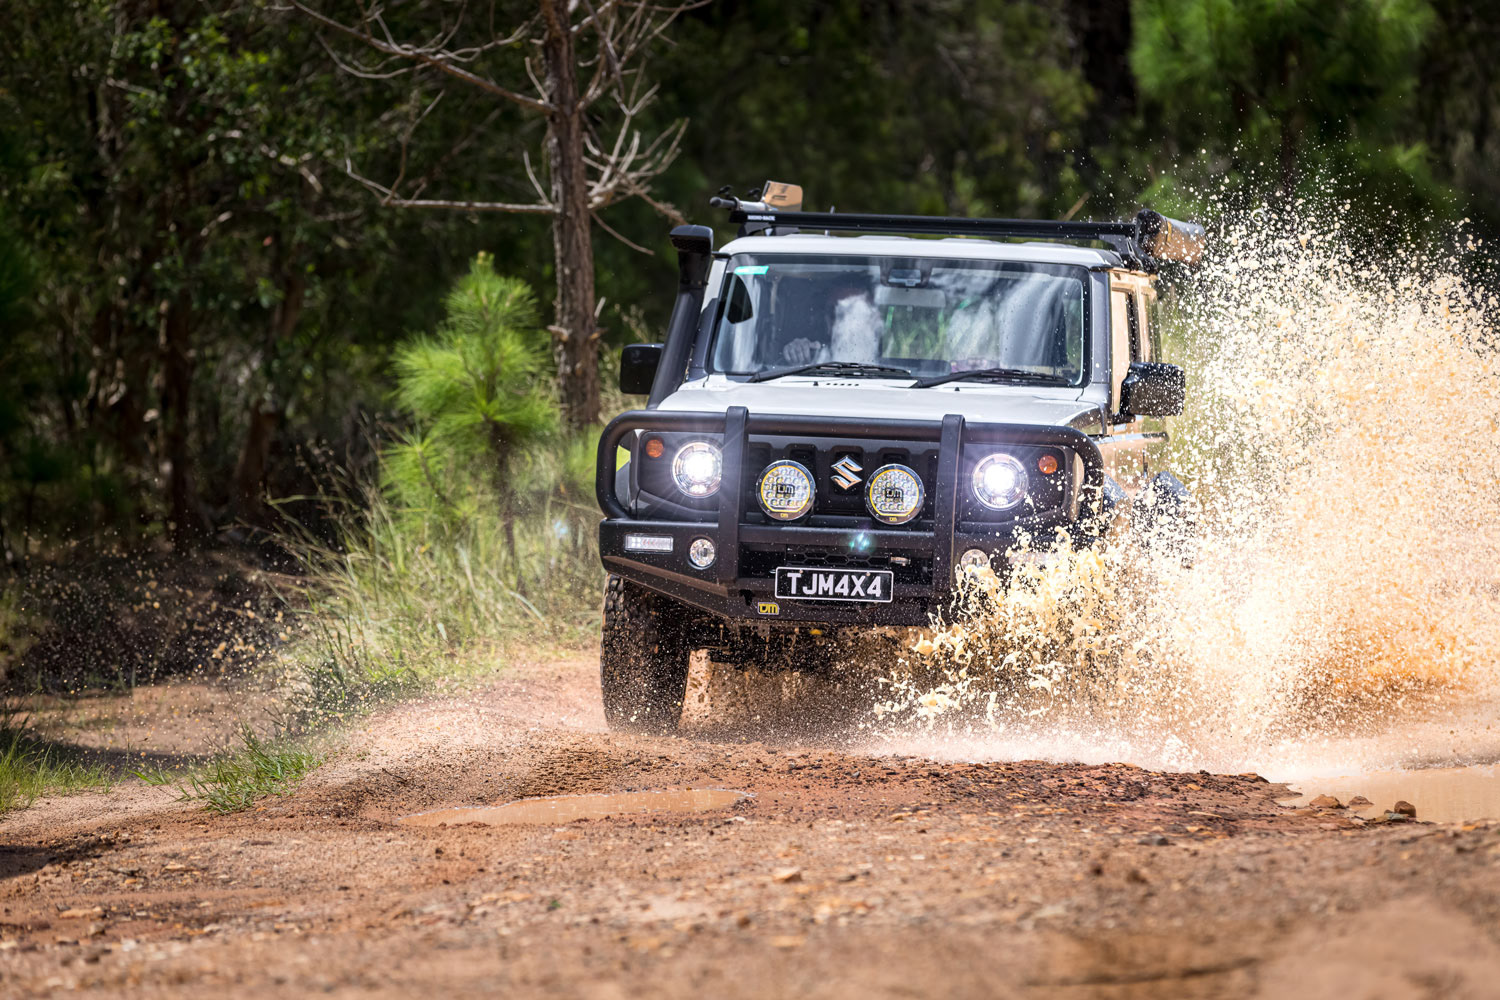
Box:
[600,575,693,733]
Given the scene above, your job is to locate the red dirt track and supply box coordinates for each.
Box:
[5,652,1500,998]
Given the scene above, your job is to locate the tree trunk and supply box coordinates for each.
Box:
[230,404,279,527]
[160,294,207,548]
[539,0,601,432]
[231,264,303,525]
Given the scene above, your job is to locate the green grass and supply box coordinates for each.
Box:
[147,728,322,814]
[131,762,179,786]
[0,713,112,813]
[272,465,604,727]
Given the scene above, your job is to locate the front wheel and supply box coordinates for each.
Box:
[600,576,693,733]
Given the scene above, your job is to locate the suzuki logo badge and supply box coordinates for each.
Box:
[831,455,864,490]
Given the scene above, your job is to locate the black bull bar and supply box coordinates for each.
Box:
[595,406,1106,625]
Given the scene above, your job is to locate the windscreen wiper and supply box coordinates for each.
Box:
[747,361,914,383]
[911,367,1068,389]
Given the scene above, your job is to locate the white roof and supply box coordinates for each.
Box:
[718,232,1121,267]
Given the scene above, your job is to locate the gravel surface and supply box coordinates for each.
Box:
[4,651,1500,998]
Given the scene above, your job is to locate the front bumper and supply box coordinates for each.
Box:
[596,407,1105,626]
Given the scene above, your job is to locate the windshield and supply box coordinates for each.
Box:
[708,253,1087,382]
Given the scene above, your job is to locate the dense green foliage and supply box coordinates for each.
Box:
[384,254,558,520]
[2,0,1497,555]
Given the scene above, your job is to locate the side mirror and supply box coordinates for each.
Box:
[1120,361,1185,417]
[620,343,664,395]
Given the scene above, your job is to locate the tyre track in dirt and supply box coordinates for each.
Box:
[5,649,1500,998]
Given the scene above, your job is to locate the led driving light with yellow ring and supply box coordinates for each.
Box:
[865,464,925,525]
[756,460,815,521]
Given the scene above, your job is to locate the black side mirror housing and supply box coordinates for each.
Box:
[620,343,664,395]
[1120,361,1186,417]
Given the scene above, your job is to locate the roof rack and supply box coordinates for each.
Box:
[707,188,1203,270]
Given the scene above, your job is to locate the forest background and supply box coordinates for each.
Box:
[0,0,1496,711]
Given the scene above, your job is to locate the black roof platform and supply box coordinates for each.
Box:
[707,191,1204,271]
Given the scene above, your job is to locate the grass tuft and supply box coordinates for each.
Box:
[0,711,112,813]
[163,728,322,814]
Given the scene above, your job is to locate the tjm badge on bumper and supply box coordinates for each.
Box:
[774,566,894,603]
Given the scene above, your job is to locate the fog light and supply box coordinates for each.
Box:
[624,533,673,553]
[688,537,717,570]
[958,548,991,576]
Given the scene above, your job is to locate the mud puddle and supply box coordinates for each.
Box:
[1284,765,1500,823]
[400,788,751,827]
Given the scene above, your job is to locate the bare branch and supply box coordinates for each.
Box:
[315,33,414,80]
[618,176,687,226]
[577,0,625,94]
[523,53,548,101]
[591,210,654,254]
[522,149,549,204]
[344,160,555,214]
[572,0,621,33]
[289,0,551,113]
[386,90,445,202]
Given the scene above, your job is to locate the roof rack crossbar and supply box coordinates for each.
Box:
[719,207,1136,243]
[705,193,1206,270]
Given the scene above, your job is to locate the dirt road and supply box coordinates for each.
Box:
[6,650,1500,999]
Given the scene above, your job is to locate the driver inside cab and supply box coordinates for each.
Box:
[776,275,882,365]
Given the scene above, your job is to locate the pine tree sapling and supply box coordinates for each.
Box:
[385,254,557,517]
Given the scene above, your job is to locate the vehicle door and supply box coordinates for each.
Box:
[1099,270,1160,496]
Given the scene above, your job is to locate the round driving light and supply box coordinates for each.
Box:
[958,548,992,576]
[687,537,717,569]
[865,464,925,525]
[972,454,1027,511]
[1037,453,1059,475]
[756,460,815,521]
[644,437,665,459]
[672,442,722,498]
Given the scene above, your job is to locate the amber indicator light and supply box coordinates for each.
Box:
[1037,454,1059,475]
[644,438,665,459]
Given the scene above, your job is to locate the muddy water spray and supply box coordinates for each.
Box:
[878,209,1500,774]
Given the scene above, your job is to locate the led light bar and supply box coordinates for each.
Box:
[623,533,674,553]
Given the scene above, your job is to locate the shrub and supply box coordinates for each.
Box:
[273,259,603,725]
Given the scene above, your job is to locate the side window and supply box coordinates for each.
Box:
[1143,291,1162,362]
[1126,293,1142,362]
[1134,290,1158,362]
[714,275,759,372]
[724,275,754,323]
[1109,287,1132,414]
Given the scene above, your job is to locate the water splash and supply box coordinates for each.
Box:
[876,205,1500,775]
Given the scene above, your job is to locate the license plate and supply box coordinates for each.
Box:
[774,566,894,603]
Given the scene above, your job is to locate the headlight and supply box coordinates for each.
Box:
[972,454,1027,510]
[672,441,722,498]
[866,464,925,524]
[756,460,815,521]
